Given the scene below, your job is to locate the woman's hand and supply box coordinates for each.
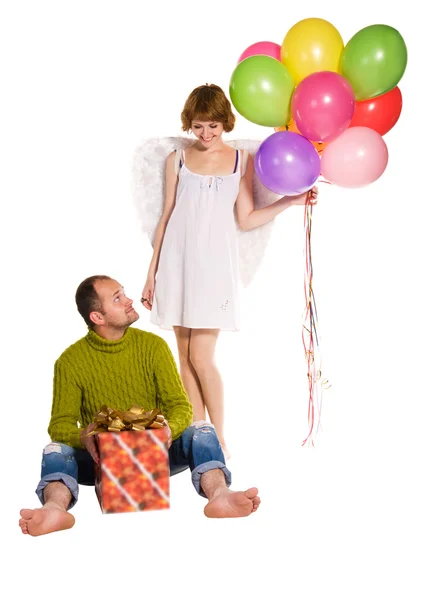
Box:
[288,186,319,206]
[141,274,155,310]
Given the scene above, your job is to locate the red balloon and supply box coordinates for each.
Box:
[349,87,402,136]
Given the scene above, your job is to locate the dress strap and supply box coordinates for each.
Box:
[233,149,239,173]
[174,148,183,176]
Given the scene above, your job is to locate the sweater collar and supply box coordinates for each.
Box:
[85,327,131,353]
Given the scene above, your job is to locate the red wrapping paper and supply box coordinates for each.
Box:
[95,428,170,514]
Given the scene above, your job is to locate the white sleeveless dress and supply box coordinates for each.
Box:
[151,148,247,331]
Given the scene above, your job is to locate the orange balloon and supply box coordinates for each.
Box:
[275,119,327,155]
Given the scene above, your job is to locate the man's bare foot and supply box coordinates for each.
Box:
[204,487,260,518]
[18,503,75,536]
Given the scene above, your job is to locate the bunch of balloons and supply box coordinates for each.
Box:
[229,18,407,192]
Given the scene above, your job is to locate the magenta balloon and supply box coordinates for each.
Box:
[320,126,388,188]
[238,41,281,63]
[254,131,320,196]
[292,71,355,142]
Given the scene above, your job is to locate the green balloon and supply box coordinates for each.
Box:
[340,24,407,101]
[229,55,294,127]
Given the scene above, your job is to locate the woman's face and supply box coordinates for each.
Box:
[191,120,224,147]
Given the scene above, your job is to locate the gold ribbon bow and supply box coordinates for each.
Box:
[87,405,168,435]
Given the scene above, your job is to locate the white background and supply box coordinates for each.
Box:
[1,1,447,598]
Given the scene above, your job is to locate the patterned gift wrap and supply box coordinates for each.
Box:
[95,428,170,514]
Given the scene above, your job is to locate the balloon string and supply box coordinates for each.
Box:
[301,190,331,447]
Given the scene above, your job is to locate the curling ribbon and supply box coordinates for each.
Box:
[301,188,331,447]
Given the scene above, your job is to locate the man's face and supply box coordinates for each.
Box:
[93,279,139,329]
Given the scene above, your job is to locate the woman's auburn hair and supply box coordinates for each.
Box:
[181,84,236,132]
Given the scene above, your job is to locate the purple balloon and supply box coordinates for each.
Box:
[254,131,320,196]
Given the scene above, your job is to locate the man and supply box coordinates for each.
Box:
[19,275,260,536]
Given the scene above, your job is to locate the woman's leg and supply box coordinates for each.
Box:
[173,326,206,421]
[188,329,229,458]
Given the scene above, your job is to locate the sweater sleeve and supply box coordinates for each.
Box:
[151,337,193,440]
[47,357,83,449]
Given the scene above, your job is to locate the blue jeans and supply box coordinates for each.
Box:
[36,422,231,509]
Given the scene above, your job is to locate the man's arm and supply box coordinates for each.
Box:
[151,338,193,441]
[47,357,83,448]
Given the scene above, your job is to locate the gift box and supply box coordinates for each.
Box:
[90,405,170,514]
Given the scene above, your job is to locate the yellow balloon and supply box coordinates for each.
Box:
[281,18,344,85]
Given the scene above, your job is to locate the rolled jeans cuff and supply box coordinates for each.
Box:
[35,472,79,509]
[191,460,232,498]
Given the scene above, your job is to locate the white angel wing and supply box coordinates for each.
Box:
[132,136,280,287]
[132,136,192,244]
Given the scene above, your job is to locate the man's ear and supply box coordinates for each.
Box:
[90,311,105,326]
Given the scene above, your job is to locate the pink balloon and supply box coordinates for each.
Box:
[238,41,281,63]
[321,126,389,188]
[292,71,355,142]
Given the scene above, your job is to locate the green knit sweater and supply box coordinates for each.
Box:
[48,327,193,449]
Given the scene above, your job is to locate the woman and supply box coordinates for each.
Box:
[141,84,317,458]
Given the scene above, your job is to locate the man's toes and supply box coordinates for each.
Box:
[19,519,29,534]
[251,496,261,512]
[244,487,259,500]
[20,509,34,520]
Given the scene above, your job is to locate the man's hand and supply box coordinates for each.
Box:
[165,425,172,449]
[80,423,100,464]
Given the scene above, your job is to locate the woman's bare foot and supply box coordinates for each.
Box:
[204,487,260,518]
[18,503,75,536]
